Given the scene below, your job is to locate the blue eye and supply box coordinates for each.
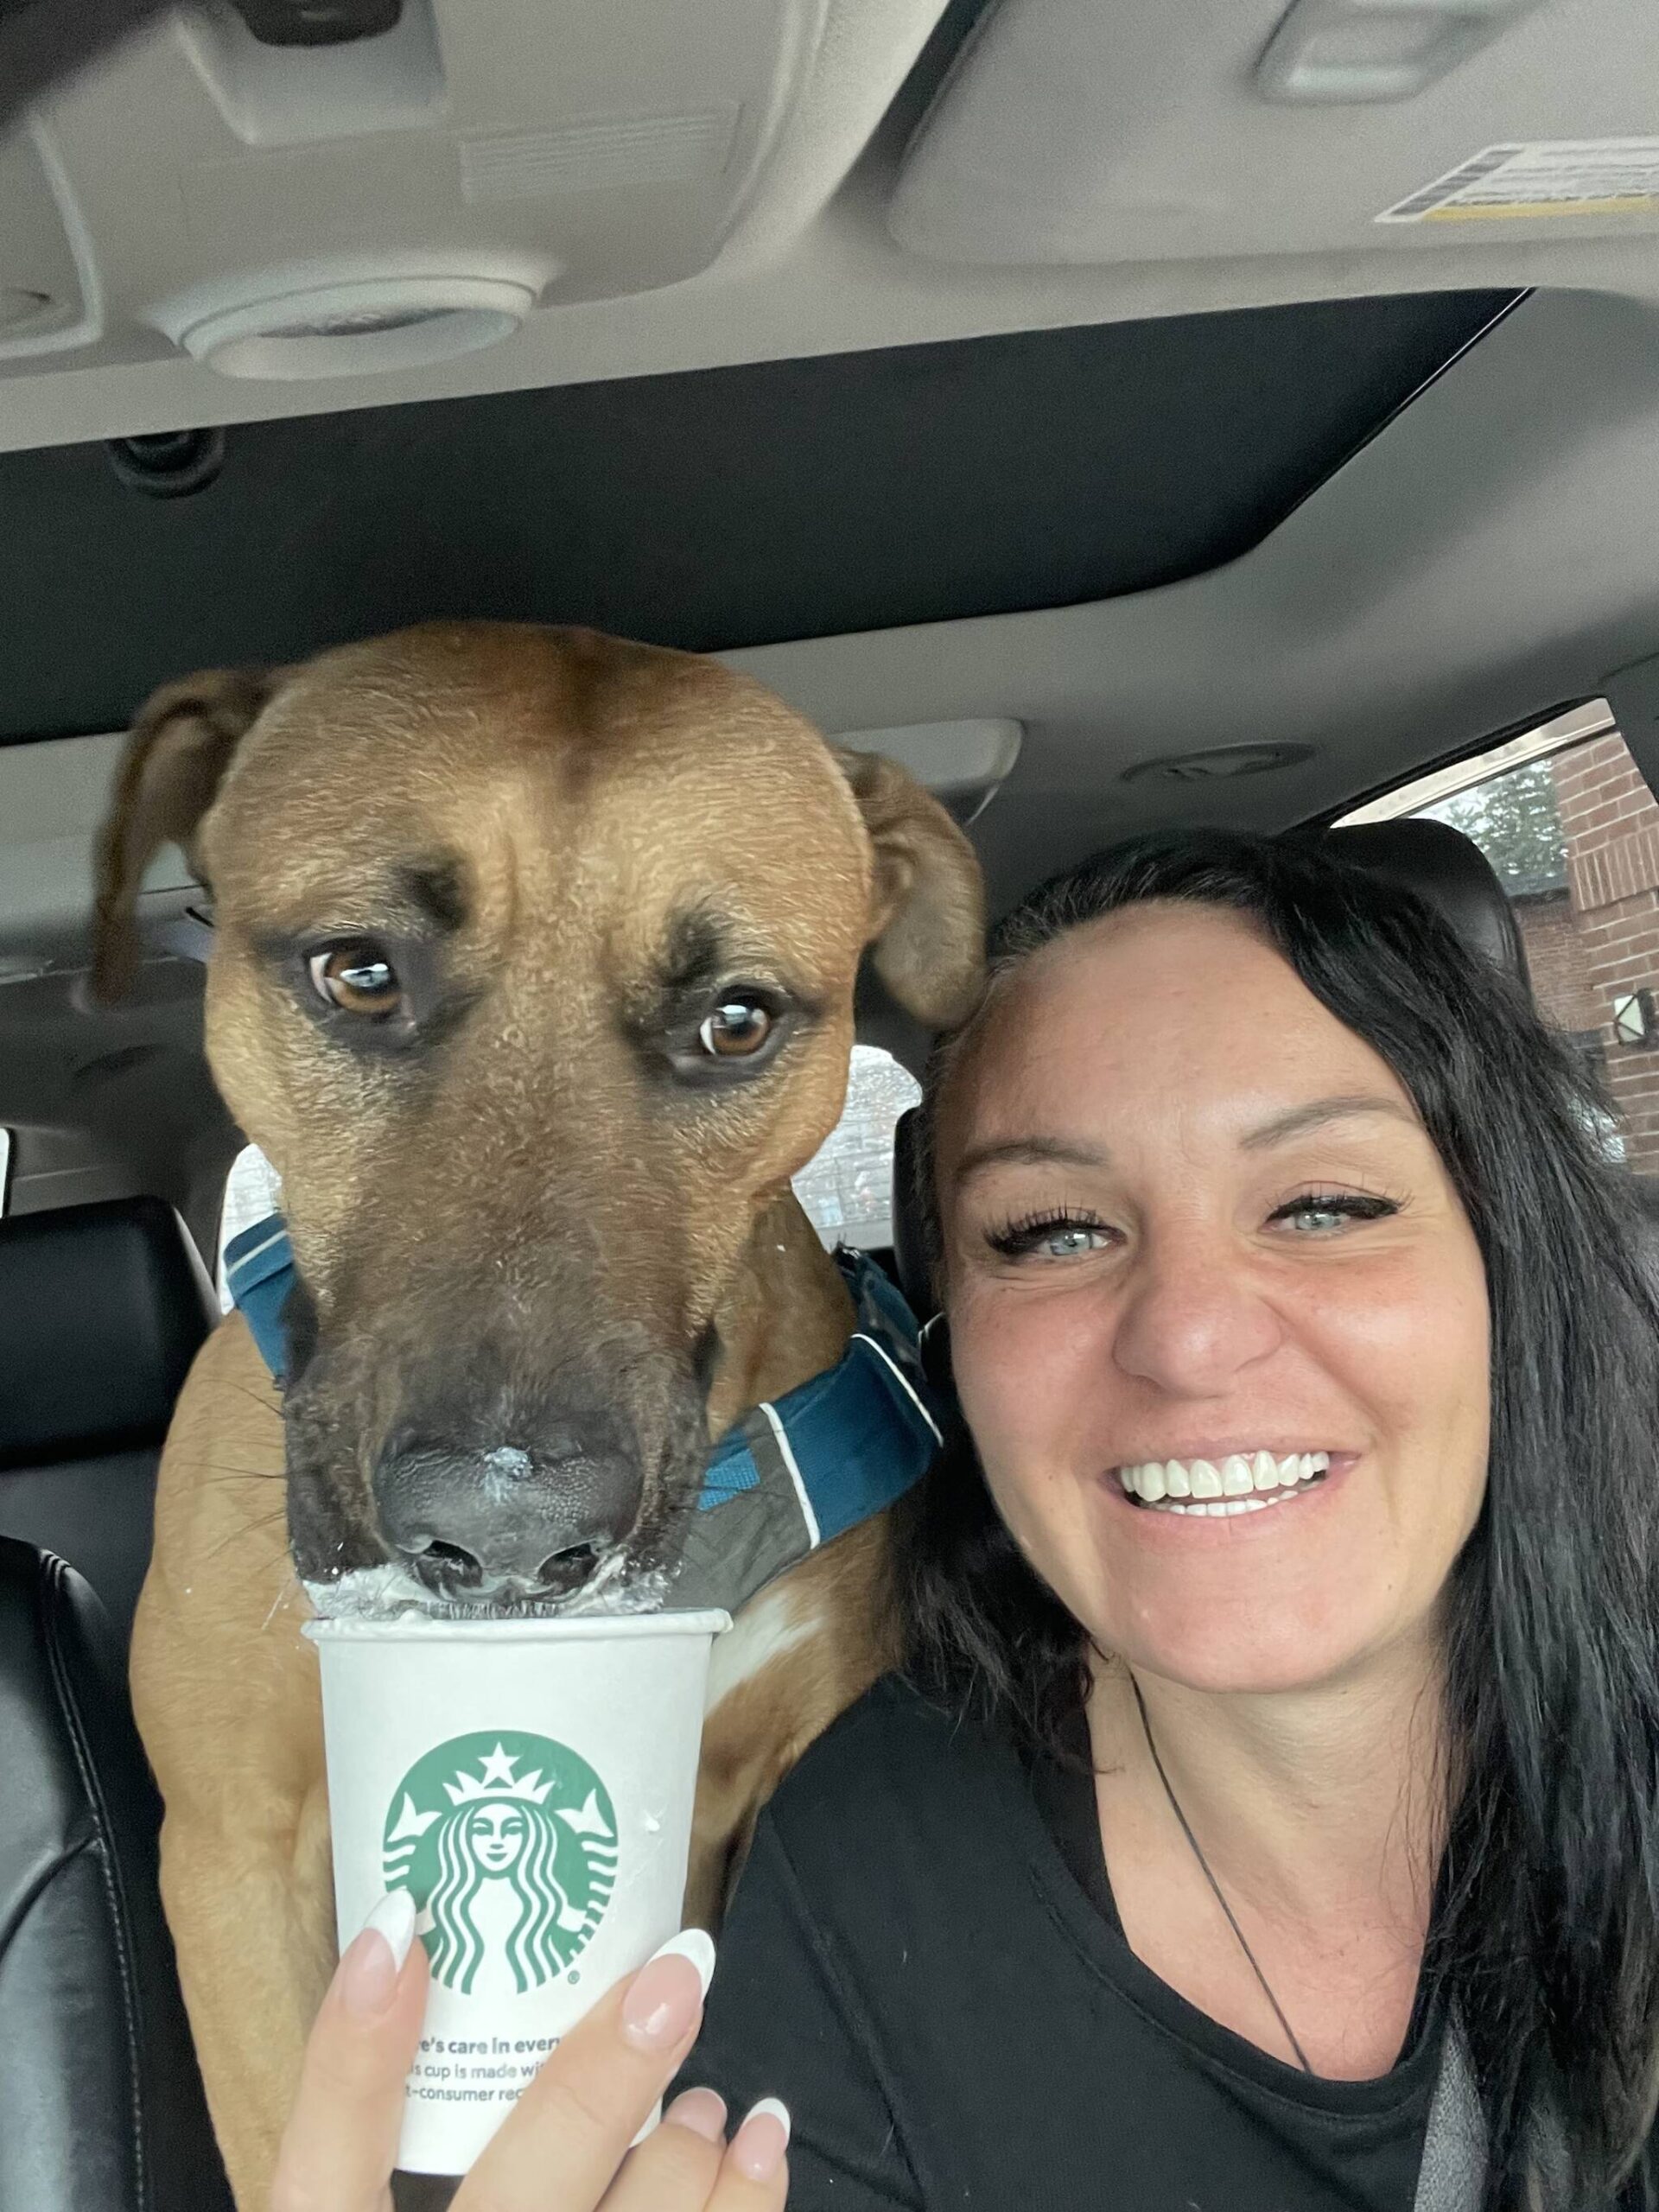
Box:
[1271,1192,1400,1236]
[1039,1224,1109,1259]
[986,1211,1113,1261]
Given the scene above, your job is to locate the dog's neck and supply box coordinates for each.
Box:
[706,1193,855,1440]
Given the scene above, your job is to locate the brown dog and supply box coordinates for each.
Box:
[91,622,982,2209]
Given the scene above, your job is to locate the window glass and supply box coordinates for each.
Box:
[216,1143,283,1312]
[1339,704,1659,1174]
[791,1046,921,1250]
[0,1127,10,1216]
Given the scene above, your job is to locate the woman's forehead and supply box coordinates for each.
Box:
[945,904,1413,1143]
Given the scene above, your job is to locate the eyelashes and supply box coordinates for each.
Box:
[981,1188,1405,1260]
[1266,1189,1403,1232]
[983,1206,1110,1260]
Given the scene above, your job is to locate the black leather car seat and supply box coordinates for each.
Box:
[0,1196,231,2209]
[887,818,1530,1324]
[0,1195,219,1645]
[0,1538,232,2210]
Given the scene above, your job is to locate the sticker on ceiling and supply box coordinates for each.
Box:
[1378,140,1659,224]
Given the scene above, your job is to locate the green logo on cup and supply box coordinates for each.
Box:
[382,1732,618,1996]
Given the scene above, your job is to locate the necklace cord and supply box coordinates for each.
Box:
[1129,1675,1316,2076]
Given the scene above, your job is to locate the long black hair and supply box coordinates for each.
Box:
[899,828,1659,2209]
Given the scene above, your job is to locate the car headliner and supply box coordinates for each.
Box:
[5,0,1659,1227]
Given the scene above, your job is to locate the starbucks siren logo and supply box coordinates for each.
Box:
[383,1731,618,1996]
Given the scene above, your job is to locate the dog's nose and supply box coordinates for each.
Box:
[373,1440,643,1603]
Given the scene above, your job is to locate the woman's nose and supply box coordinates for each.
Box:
[1109,1233,1285,1395]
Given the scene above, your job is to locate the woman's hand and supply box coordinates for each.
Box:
[271,1892,790,2211]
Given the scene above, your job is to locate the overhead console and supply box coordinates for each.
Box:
[0,0,941,385]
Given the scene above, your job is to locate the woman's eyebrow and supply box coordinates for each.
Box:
[952,1135,1109,1185]
[1239,1093,1414,1150]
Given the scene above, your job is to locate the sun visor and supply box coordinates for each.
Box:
[888,0,1659,266]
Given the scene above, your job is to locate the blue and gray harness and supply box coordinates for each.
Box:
[223,1214,942,1614]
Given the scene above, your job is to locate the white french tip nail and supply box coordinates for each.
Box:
[646,1927,716,1998]
[747,2096,791,2143]
[362,1888,417,1973]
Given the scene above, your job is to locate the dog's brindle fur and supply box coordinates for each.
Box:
[94,623,982,2209]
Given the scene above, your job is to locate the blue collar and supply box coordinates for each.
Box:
[222,1214,941,1601]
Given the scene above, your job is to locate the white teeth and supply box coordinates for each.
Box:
[1143,1491,1283,1518]
[1118,1449,1337,1506]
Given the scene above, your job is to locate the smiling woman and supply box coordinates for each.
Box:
[684,829,1659,2212]
[933,900,1491,1708]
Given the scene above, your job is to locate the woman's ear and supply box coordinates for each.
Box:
[91,666,281,1001]
[835,748,986,1028]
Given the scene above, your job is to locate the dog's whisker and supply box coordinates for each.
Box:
[260,1572,304,1634]
[226,1376,283,1419]
[200,1504,290,1564]
[170,1457,287,1484]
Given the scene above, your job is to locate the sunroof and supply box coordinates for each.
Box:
[0,288,1517,745]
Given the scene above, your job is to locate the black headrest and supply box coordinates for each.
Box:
[891,1107,931,1323]
[0,1198,218,1470]
[1322,817,1529,987]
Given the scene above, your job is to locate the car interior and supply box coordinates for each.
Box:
[5,0,1659,2203]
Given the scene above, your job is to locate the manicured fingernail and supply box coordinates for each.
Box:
[731,2097,791,2182]
[620,1930,716,2051]
[664,2088,728,2144]
[340,1890,416,2019]
[648,1928,717,1993]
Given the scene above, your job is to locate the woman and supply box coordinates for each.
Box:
[279,829,1659,2210]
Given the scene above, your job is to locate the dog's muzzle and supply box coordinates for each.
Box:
[372,1433,645,1604]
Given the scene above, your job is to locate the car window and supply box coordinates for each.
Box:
[1339,703,1659,1175]
[791,1045,922,1251]
[214,1044,921,1308]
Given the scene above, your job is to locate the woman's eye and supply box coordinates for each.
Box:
[1039,1224,1109,1259]
[1271,1192,1399,1236]
[307,944,404,1019]
[697,997,773,1058]
[986,1212,1113,1261]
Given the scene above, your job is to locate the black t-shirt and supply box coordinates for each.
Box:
[684,1673,1444,2211]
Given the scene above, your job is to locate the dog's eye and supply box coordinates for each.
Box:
[308,944,404,1019]
[697,997,773,1058]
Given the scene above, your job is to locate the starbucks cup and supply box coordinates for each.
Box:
[304,1609,729,2175]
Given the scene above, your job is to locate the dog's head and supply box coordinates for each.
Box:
[94,624,982,1607]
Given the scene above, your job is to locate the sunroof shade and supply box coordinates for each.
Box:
[0,288,1516,744]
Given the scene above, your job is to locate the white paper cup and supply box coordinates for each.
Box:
[304,1609,729,2175]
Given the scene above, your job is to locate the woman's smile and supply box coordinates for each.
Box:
[1112,1448,1339,1513]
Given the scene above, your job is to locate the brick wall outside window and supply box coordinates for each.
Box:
[1513,892,1602,1035]
[1524,734,1659,1176]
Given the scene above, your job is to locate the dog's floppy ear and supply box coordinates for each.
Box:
[91,667,279,1001]
[835,749,986,1028]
